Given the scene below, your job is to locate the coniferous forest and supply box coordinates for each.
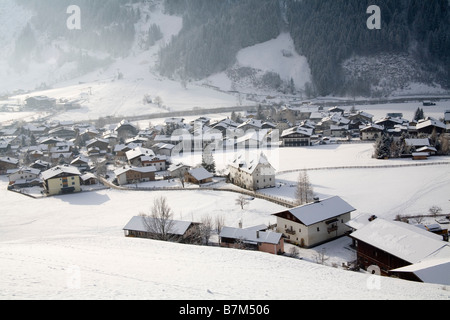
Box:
[161,0,450,96]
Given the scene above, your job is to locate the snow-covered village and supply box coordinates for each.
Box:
[1,0,450,301]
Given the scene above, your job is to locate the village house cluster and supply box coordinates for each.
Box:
[1,99,449,286]
[1,103,449,194]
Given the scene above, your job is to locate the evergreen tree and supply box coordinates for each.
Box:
[414,108,425,121]
[373,133,392,159]
[201,147,216,174]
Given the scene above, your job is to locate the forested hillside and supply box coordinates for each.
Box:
[159,0,282,80]
[160,0,450,96]
[287,0,450,96]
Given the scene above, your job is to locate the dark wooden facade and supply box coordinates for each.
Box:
[350,237,411,276]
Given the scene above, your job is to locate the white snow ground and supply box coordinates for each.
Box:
[1,143,449,300]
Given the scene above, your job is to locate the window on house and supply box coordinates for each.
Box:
[317,227,320,232]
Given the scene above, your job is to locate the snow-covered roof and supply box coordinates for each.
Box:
[360,124,384,132]
[349,218,449,264]
[0,157,19,165]
[275,196,356,226]
[220,226,282,245]
[153,143,175,150]
[41,165,81,180]
[71,156,89,165]
[391,245,450,286]
[346,213,378,230]
[416,146,437,153]
[228,153,273,175]
[188,167,213,181]
[7,167,41,177]
[81,173,97,181]
[123,216,193,236]
[168,163,191,172]
[405,138,430,147]
[126,147,155,161]
[114,166,156,177]
[416,118,446,130]
[141,155,168,162]
[281,126,313,138]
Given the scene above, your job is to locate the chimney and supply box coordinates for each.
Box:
[238,220,242,229]
[256,231,260,239]
[443,233,449,242]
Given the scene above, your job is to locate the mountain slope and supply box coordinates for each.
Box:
[2,0,450,99]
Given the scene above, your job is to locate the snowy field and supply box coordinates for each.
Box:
[1,143,450,300]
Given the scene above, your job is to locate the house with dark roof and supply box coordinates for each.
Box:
[273,196,356,248]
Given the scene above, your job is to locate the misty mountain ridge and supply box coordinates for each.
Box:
[1,0,449,99]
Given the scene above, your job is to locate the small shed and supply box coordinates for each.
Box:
[219,226,284,255]
[80,173,98,186]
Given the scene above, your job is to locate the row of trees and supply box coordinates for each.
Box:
[373,131,450,159]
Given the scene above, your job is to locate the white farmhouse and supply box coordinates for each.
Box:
[228,153,275,191]
[273,196,356,248]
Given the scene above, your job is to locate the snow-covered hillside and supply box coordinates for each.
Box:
[205,33,311,94]
[1,144,449,300]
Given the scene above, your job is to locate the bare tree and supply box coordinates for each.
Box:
[215,215,225,235]
[429,206,442,217]
[314,248,329,265]
[289,246,300,259]
[154,96,163,108]
[235,194,249,210]
[198,215,213,245]
[141,196,176,241]
[177,171,185,188]
[412,215,425,224]
[295,170,315,206]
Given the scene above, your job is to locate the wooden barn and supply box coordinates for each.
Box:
[123,216,200,243]
[349,218,450,281]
